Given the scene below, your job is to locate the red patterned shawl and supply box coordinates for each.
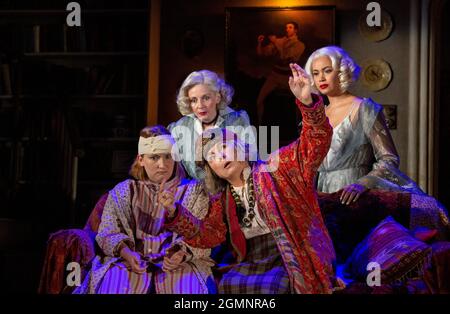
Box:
[166,95,336,293]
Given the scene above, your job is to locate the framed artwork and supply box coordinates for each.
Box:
[225,6,336,143]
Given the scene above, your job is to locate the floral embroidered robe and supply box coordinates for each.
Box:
[166,95,338,294]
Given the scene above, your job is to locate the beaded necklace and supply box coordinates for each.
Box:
[229,174,256,228]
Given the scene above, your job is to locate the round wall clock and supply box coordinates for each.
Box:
[360,59,393,92]
[358,9,394,42]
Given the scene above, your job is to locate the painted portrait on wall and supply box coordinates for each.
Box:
[225,6,336,144]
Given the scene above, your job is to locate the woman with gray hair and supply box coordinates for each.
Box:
[160,63,339,294]
[305,45,424,204]
[168,70,255,180]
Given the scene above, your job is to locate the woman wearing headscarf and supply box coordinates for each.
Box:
[74,125,215,294]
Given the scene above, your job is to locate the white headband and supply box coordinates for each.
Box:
[138,135,175,155]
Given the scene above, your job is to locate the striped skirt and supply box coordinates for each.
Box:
[96,261,209,294]
[218,233,291,294]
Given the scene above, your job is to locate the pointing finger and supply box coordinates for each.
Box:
[159,178,167,192]
[158,178,168,200]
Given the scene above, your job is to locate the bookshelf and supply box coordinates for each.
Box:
[0,0,150,227]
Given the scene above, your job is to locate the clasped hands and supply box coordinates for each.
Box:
[118,179,187,274]
[120,244,188,274]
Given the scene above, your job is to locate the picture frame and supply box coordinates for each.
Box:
[225,6,336,142]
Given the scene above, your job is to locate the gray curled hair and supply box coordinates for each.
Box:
[176,70,234,116]
[304,46,361,93]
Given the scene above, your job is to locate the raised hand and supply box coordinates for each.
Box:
[158,179,176,217]
[288,63,313,105]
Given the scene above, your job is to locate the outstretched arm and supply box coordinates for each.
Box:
[269,64,332,188]
[296,96,332,186]
[256,35,276,57]
[161,193,227,249]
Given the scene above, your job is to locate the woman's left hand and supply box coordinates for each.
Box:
[162,250,188,272]
[288,63,313,105]
[158,180,176,216]
[340,183,367,205]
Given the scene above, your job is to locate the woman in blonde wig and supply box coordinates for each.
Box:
[304,45,424,201]
[305,46,448,239]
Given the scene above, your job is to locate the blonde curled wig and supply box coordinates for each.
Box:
[304,46,361,93]
[176,70,234,116]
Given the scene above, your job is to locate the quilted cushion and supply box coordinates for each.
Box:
[318,190,411,264]
[38,229,96,294]
[345,216,431,284]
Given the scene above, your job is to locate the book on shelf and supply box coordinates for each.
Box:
[1,63,12,95]
[23,24,66,53]
[33,25,40,53]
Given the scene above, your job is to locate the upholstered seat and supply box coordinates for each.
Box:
[38,191,450,294]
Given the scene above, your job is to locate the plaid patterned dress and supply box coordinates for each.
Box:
[218,233,290,294]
